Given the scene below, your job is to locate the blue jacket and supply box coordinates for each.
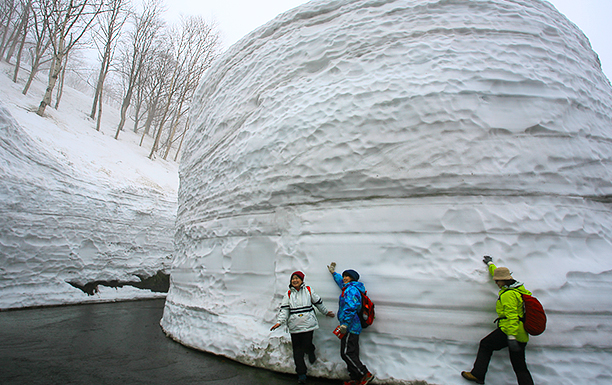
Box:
[333,272,365,335]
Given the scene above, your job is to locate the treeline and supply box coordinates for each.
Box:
[0,0,220,161]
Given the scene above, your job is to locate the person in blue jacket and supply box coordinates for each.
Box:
[328,262,374,385]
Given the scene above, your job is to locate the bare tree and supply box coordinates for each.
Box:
[138,42,172,146]
[21,0,52,95]
[89,0,128,127]
[162,17,218,160]
[173,115,188,162]
[36,0,103,117]
[52,50,67,108]
[0,0,20,59]
[114,0,164,139]
[149,15,220,160]
[4,0,31,65]
[13,0,32,83]
[11,0,33,82]
[130,70,146,133]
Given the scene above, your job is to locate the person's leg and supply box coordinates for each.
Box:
[291,332,308,376]
[471,328,508,381]
[303,330,316,363]
[509,342,534,385]
[340,333,368,380]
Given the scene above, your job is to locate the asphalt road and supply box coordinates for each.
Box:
[0,299,339,385]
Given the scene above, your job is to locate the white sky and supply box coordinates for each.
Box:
[165,0,612,81]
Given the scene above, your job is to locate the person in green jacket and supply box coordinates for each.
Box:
[461,256,535,385]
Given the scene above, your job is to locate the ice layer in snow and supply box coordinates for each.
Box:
[161,0,612,384]
[0,66,178,309]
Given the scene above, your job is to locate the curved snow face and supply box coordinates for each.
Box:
[162,0,612,384]
[0,105,176,309]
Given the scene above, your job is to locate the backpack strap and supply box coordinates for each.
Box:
[494,288,525,324]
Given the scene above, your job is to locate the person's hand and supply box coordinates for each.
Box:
[326,311,335,318]
[339,324,347,334]
[270,323,281,331]
[328,262,336,274]
[507,336,520,352]
[483,255,493,265]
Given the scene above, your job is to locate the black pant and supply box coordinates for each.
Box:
[471,328,534,385]
[340,333,369,380]
[290,331,315,375]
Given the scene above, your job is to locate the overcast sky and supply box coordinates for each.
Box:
[165,0,612,81]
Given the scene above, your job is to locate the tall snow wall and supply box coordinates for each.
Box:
[0,104,176,309]
[161,0,612,384]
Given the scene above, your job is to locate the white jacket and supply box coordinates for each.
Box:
[276,283,329,334]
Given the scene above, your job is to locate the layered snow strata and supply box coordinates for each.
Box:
[0,104,177,309]
[162,0,612,384]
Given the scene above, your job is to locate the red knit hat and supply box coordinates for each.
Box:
[291,271,305,281]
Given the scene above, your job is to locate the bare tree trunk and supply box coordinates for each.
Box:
[95,90,103,131]
[53,54,67,109]
[0,0,18,58]
[131,96,143,133]
[132,81,146,133]
[148,117,165,159]
[173,119,188,162]
[139,95,160,146]
[115,86,133,138]
[148,73,176,159]
[22,2,51,95]
[115,0,163,140]
[37,53,61,116]
[12,23,27,81]
[90,0,127,120]
[11,0,31,82]
[163,99,185,160]
[90,55,108,118]
[36,0,102,116]
[22,50,49,95]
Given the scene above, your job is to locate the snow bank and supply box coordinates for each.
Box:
[161,0,612,383]
[0,63,178,309]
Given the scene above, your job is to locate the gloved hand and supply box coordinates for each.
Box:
[339,324,348,334]
[507,336,521,352]
[328,262,336,274]
[270,323,281,331]
[483,255,493,265]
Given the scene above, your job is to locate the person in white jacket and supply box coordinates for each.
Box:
[271,271,335,384]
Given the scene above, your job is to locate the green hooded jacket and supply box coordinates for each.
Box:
[489,263,531,343]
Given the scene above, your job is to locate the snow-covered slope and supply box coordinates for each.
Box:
[161,0,612,384]
[0,62,178,309]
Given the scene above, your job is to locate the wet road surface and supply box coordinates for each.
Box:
[0,299,339,385]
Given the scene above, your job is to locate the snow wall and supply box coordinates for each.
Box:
[0,104,176,309]
[161,0,612,384]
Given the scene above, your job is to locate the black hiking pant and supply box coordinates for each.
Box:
[471,327,534,385]
[290,331,315,375]
[341,332,369,380]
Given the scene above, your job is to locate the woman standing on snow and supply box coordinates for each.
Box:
[327,262,374,385]
[271,271,335,384]
[461,256,535,385]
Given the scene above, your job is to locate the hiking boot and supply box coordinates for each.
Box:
[308,351,316,364]
[461,371,484,384]
[297,374,307,384]
[359,372,374,385]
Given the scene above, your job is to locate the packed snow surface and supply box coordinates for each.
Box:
[0,62,178,309]
[161,0,612,384]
